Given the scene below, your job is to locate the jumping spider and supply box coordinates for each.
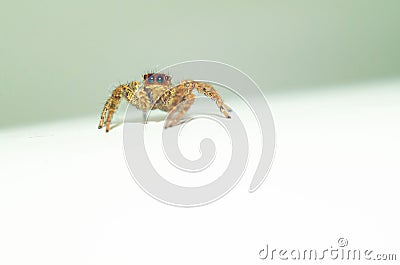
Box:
[98,73,232,132]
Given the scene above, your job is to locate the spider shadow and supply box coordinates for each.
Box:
[109,112,229,130]
[109,114,167,130]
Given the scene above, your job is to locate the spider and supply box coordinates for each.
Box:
[98,73,232,132]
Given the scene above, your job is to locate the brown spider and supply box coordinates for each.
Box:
[98,73,232,132]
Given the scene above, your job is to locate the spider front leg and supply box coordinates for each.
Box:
[184,81,232,118]
[98,82,138,132]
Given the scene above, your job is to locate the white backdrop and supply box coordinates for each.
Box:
[0,81,399,264]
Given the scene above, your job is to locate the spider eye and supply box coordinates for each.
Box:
[148,76,154,83]
[156,76,164,83]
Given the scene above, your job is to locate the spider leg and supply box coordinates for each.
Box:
[98,87,123,132]
[164,93,196,128]
[98,98,112,129]
[222,103,232,112]
[98,82,139,132]
[142,111,148,124]
[183,81,231,119]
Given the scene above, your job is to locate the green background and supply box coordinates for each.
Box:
[1,0,399,128]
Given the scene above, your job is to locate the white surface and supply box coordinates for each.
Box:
[0,81,399,264]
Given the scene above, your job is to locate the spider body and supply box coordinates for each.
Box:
[98,73,231,132]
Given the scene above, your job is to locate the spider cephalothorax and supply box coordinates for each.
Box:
[98,72,232,132]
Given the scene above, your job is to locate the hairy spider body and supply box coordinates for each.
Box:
[98,73,231,132]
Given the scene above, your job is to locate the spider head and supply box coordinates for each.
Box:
[143,73,171,86]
